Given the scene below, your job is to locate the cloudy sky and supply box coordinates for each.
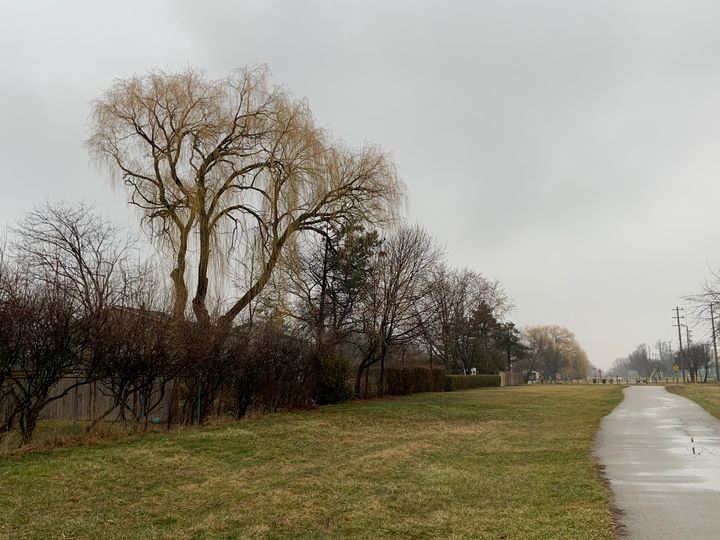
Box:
[2,0,720,369]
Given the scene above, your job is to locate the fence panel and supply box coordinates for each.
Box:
[3,377,176,424]
[499,371,525,386]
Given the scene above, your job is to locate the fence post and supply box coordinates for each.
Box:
[90,381,96,424]
[72,375,79,433]
[140,386,146,429]
[196,377,202,425]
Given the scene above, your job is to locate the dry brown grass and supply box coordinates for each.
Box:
[667,383,720,418]
[0,385,623,539]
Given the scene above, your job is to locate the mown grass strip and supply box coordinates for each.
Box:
[666,383,720,418]
[0,385,622,539]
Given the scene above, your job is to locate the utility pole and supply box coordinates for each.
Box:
[315,227,331,400]
[711,303,719,382]
[686,326,694,383]
[317,230,330,344]
[505,326,512,372]
[674,307,686,382]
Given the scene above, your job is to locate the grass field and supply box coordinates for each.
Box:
[0,420,142,457]
[667,383,720,418]
[0,385,623,539]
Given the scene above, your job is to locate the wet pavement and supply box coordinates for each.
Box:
[595,385,720,539]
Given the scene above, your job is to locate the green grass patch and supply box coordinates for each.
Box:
[666,383,720,418]
[0,385,622,539]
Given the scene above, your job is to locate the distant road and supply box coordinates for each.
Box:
[595,386,720,539]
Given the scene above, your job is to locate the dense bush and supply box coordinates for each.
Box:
[86,308,174,427]
[386,366,446,395]
[315,355,353,405]
[224,322,314,418]
[444,374,501,391]
[0,279,80,443]
[171,321,233,425]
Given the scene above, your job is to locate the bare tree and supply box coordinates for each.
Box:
[0,271,80,443]
[276,226,379,397]
[683,343,710,383]
[284,227,380,341]
[422,267,510,374]
[0,250,15,434]
[2,203,159,439]
[88,66,403,325]
[11,201,139,318]
[353,225,443,396]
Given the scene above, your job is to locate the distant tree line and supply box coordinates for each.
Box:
[610,263,720,382]
[609,341,713,382]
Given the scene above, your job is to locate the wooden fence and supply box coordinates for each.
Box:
[499,371,525,387]
[3,376,175,424]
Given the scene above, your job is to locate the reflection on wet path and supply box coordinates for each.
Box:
[595,386,720,539]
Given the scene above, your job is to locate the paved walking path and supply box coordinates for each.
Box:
[595,385,720,539]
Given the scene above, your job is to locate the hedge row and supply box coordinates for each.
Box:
[444,374,501,391]
[386,366,446,395]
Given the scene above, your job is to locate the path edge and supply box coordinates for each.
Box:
[592,386,628,539]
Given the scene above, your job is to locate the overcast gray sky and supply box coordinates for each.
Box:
[2,0,720,369]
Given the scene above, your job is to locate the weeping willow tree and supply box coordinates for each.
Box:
[523,325,590,380]
[88,66,403,325]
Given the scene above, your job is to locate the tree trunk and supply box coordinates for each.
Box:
[220,222,299,325]
[354,363,366,397]
[19,408,40,444]
[170,227,190,320]
[192,213,211,325]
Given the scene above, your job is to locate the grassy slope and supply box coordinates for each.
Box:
[667,384,720,417]
[0,385,622,540]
